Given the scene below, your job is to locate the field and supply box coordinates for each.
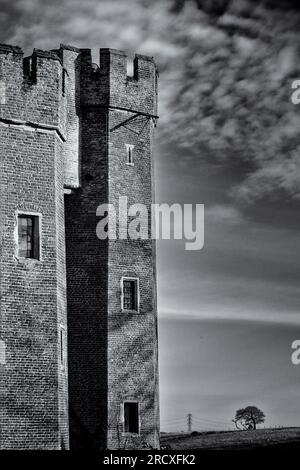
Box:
[161,427,300,450]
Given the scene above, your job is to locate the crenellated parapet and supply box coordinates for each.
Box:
[0,44,158,188]
[79,48,158,117]
[0,44,67,138]
[0,44,158,130]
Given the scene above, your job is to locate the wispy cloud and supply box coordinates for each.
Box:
[232,152,300,203]
[159,278,300,325]
[205,204,244,224]
[160,302,300,326]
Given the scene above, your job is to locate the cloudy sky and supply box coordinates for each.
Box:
[1,0,300,431]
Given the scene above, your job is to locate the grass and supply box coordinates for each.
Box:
[161,427,300,450]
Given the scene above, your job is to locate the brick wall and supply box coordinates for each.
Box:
[107,109,159,450]
[0,45,69,449]
[56,45,81,189]
[0,127,68,449]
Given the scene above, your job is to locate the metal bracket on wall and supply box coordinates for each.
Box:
[109,105,159,135]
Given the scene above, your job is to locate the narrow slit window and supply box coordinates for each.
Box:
[126,145,134,165]
[60,327,66,369]
[122,278,138,311]
[23,56,36,82]
[18,214,40,260]
[62,69,67,96]
[124,402,139,434]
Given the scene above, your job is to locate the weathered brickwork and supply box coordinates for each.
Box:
[0,44,159,450]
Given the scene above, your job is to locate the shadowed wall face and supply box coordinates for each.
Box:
[65,107,109,450]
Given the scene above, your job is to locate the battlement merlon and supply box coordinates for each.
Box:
[79,48,158,118]
[0,44,67,138]
[0,44,63,87]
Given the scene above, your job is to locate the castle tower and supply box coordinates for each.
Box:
[0,44,159,450]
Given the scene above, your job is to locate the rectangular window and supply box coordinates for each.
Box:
[126,144,134,165]
[60,326,66,369]
[62,69,67,96]
[124,402,139,434]
[122,278,139,311]
[18,214,40,260]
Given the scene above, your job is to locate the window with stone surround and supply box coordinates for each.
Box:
[121,277,139,312]
[62,69,67,97]
[17,214,40,260]
[124,402,139,434]
[125,144,134,165]
[60,326,66,370]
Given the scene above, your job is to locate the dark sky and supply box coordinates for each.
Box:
[1,0,300,431]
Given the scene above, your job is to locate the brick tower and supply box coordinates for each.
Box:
[0,44,159,450]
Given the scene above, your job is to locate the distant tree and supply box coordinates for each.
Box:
[233,406,265,431]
